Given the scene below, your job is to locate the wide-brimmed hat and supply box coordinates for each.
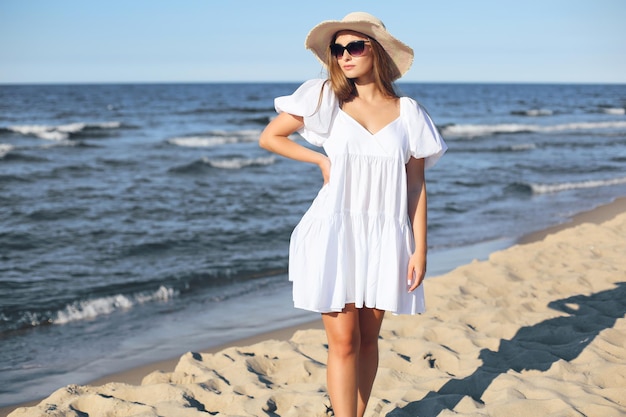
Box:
[305,11,414,80]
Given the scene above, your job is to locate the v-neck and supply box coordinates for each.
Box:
[339,98,403,136]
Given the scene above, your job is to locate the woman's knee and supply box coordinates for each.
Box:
[323,315,360,357]
[358,309,384,350]
[329,330,360,357]
[359,335,379,357]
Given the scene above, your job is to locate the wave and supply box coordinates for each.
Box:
[449,142,539,154]
[0,285,177,333]
[0,151,48,163]
[442,121,626,138]
[170,155,275,174]
[39,139,78,149]
[600,107,625,115]
[168,159,211,174]
[511,109,554,117]
[0,143,14,158]
[0,173,33,184]
[176,106,274,116]
[529,176,626,194]
[5,122,122,141]
[202,156,276,169]
[509,143,536,151]
[27,206,88,221]
[1,262,289,333]
[491,143,537,152]
[166,130,260,148]
[54,286,176,325]
[0,144,50,162]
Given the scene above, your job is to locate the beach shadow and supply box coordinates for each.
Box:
[385,282,626,417]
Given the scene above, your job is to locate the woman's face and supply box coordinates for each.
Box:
[332,31,374,81]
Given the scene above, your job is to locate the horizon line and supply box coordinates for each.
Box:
[2,79,626,86]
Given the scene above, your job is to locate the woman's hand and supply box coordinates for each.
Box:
[407,251,426,292]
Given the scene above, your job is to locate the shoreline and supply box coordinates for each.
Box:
[0,322,325,416]
[517,196,626,244]
[3,196,625,416]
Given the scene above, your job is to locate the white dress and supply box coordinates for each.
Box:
[275,79,447,315]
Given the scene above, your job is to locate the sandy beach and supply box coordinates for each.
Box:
[5,198,626,417]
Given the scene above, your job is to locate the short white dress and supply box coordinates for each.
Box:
[275,79,447,315]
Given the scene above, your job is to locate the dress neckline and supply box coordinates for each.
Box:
[339,97,404,136]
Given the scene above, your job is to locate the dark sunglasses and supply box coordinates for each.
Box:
[329,40,370,58]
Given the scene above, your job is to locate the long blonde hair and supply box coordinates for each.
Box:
[325,32,399,104]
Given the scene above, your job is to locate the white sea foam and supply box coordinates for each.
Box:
[442,123,537,137]
[601,107,626,115]
[513,109,554,117]
[0,143,14,158]
[530,176,626,194]
[543,121,626,132]
[510,143,536,151]
[167,130,260,148]
[53,286,176,324]
[442,121,626,138]
[528,109,553,116]
[8,122,121,141]
[9,125,68,141]
[202,156,276,169]
[40,140,77,149]
[168,136,238,147]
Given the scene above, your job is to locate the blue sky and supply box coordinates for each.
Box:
[1,0,624,84]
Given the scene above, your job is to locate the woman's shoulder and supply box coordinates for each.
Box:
[274,79,338,142]
[399,96,432,121]
[400,96,447,168]
[399,95,419,109]
[275,78,337,117]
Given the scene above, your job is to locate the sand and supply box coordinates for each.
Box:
[5,199,626,417]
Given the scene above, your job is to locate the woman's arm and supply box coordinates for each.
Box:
[406,156,427,292]
[259,112,330,184]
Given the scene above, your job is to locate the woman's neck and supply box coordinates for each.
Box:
[353,80,387,103]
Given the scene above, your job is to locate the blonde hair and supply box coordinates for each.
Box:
[324,33,399,104]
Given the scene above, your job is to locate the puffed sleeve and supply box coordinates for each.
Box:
[274,79,338,147]
[404,98,447,169]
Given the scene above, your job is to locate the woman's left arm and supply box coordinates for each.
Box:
[406,156,427,292]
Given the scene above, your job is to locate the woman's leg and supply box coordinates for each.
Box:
[322,304,385,417]
[322,304,360,417]
[356,307,385,417]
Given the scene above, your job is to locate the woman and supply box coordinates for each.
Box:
[259,12,446,417]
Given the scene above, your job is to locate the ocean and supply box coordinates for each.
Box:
[1,82,625,407]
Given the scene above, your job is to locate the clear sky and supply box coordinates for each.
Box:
[1,0,624,84]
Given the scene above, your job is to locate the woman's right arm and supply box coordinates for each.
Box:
[259,112,330,184]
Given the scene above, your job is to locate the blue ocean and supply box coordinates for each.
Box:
[1,82,625,407]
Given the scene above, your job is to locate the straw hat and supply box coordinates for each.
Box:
[305,12,414,80]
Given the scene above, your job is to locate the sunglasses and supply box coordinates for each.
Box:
[329,40,370,59]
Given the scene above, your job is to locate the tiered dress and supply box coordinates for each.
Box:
[275,79,446,315]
